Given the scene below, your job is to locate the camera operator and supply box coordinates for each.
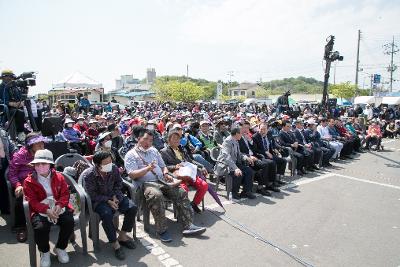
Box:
[0,70,26,139]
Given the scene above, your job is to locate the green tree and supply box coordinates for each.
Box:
[153,79,207,102]
[329,82,356,99]
[255,88,269,98]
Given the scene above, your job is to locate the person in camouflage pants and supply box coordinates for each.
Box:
[143,181,194,234]
[125,129,206,242]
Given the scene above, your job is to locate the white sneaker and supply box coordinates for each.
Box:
[40,252,51,267]
[53,248,69,264]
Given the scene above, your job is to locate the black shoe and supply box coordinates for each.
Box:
[119,239,136,249]
[312,164,320,170]
[114,247,125,260]
[232,193,241,200]
[256,187,272,196]
[297,170,305,176]
[324,162,333,167]
[240,191,256,199]
[265,185,280,193]
[277,180,287,186]
[344,155,353,159]
[191,202,202,214]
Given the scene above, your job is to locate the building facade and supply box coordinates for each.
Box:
[228,83,263,98]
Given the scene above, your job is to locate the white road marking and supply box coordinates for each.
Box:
[292,173,336,186]
[121,219,183,267]
[382,139,397,144]
[334,173,400,190]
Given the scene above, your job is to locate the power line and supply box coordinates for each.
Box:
[383,36,399,92]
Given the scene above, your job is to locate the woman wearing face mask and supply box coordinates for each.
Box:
[8,132,46,242]
[82,151,137,260]
[63,118,87,155]
[95,132,124,168]
[24,149,75,267]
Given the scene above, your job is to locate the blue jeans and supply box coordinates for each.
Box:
[192,153,214,173]
[95,196,137,243]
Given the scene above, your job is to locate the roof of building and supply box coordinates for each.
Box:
[228,83,262,91]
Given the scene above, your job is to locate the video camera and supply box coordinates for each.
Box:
[8,72,36,100]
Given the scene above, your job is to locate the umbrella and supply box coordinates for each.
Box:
[198,171,225,211]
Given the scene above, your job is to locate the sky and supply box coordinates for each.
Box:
[0,0,399,95]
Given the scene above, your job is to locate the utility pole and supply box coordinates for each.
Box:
[186,64,189,79]
[227,71,234,84]
[384,36,399,92]
[355,30,361,93]
[322,35,343,106]
[370,74,374,96]
[333,62,337,85]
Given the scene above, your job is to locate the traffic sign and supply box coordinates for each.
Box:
[373,74,381,84]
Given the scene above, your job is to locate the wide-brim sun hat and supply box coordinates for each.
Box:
[30,149,54,164]
[98,131,111,142]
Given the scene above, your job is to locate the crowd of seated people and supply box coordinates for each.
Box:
[1,90,399,266]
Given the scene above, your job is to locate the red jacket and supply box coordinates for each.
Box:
[24,169,73,217]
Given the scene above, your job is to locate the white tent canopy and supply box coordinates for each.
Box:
[53,71,102,89]
[382,97,400,105]
[354,96,382,106]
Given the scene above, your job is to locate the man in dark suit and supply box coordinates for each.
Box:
[278,121,307,175]
[293,120,320,171]
[238,121,280,195]
[252,122,287,184]
[303,119,334,167]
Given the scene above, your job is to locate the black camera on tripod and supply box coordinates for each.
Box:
[8,72,36,100]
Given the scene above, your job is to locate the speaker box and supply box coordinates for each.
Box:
[44,142,69,160]
[328,98,337,108]
[41,117,63,137]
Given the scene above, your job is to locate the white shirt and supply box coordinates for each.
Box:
[363,108,373,120]
[38,172,53,198]
[317,125,331,139]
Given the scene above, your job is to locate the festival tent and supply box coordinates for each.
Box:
[354,96,382,106]
[52,71,102,89]
[381,97,400,105]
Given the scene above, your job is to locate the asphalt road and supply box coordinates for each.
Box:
[1,138,399,267]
